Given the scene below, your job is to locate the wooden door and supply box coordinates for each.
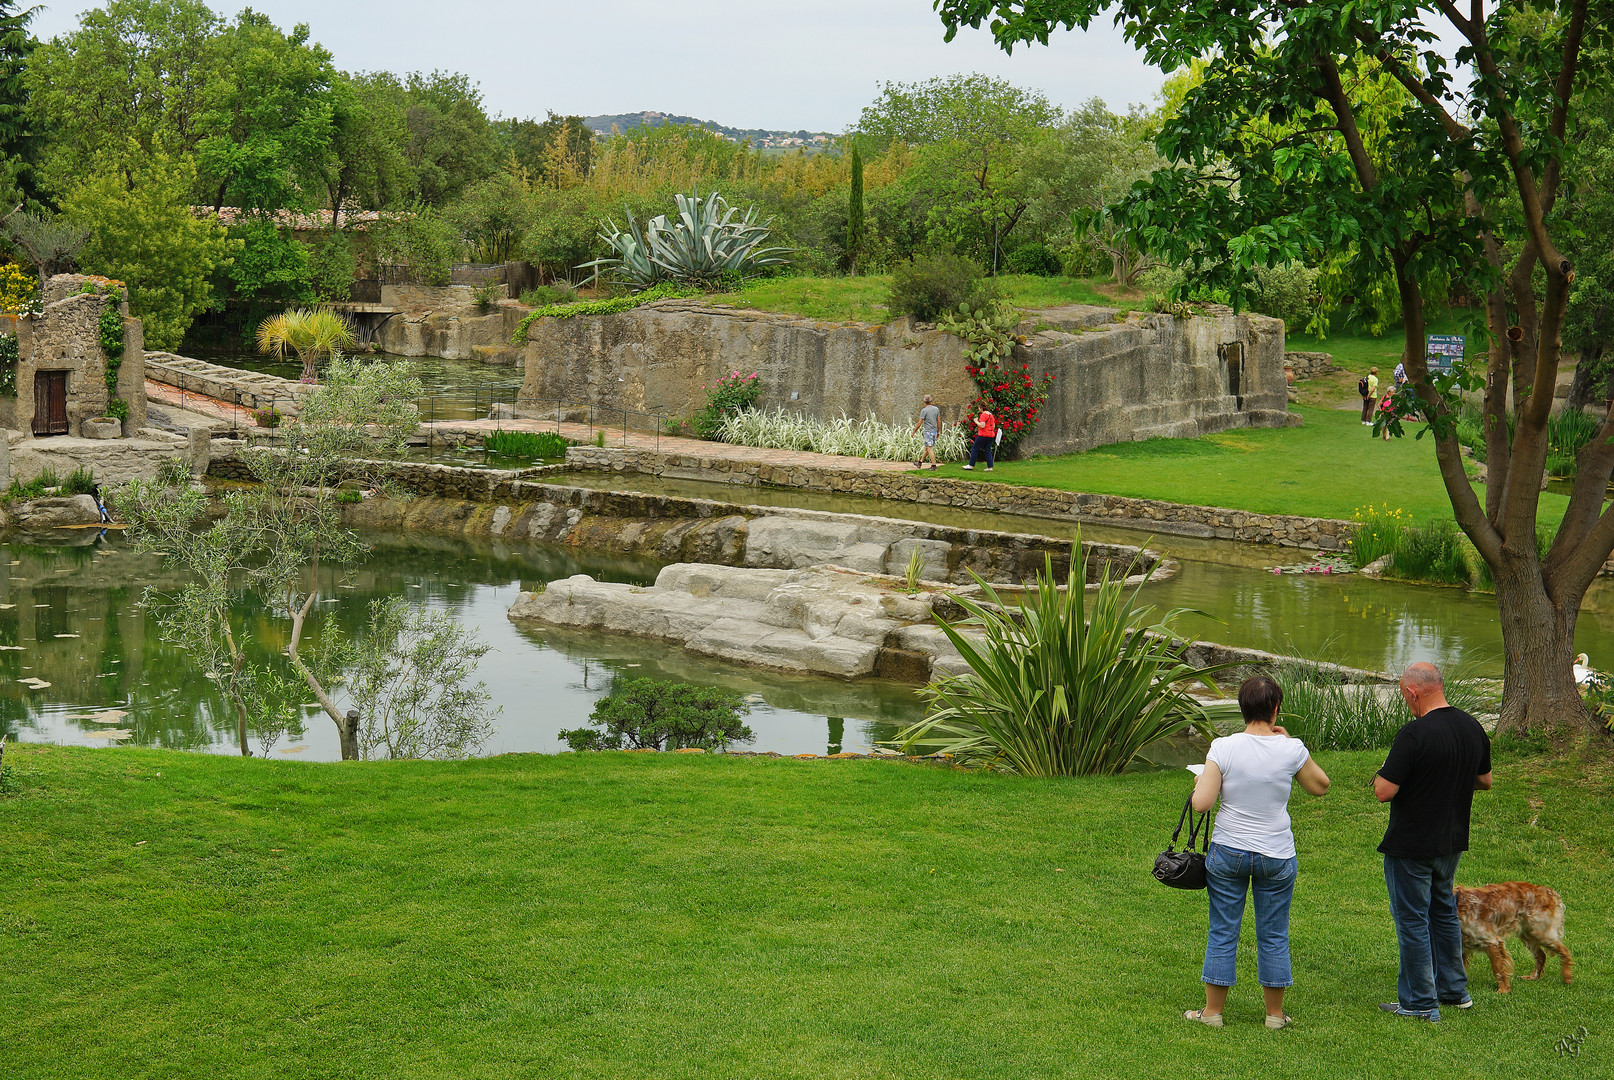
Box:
[32,370,69,436]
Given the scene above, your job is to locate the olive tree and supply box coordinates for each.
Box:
[119,356,501,759]
[939,0,1612,733]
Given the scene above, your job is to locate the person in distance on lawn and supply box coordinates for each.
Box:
[1360,367,1379,425]
[1184,675,1331,1030]
[911,394,941,470]
[962,408,996,471]
[1374,662,1492,1023]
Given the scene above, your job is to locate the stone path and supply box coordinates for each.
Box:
[423,416,916,474]
[145,380,259,426]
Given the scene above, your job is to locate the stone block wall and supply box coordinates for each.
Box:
[0,277,147,436]
[1285,351,1337,379]
[516,300,1291,457]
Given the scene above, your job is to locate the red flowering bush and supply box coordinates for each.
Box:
[941,300,1053,447]
[694,369,762,439]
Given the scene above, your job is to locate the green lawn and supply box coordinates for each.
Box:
[3,744,1607,1078]
[928,405,1569,524]
[706,274,1129,324]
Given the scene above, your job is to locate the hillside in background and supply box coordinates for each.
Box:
[583,110,834,150]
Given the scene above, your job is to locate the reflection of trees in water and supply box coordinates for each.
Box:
[6,532,902,756]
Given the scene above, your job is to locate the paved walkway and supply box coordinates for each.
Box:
[148,381,917,474]
[423,416,917,473]
[146,380,260,426]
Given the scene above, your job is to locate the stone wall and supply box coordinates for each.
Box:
[0,277,147,436]
[5,428,187,487]
[1285,351,1337,380]
[204,449,1161,586]
[145,353,310,413]
[565,446,1357,551]
[374,286,527,364]
[516,300,1291,457]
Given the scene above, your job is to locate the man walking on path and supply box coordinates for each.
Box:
[1374,662,1492,1022]
[962,408,997,471]
[911,394,941,470]
[1360,367,1379,425]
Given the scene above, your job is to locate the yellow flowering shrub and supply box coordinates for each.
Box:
[1348,504,1408,568]
[0,262,36,314]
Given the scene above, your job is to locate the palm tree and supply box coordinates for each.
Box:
[256,308,357,382]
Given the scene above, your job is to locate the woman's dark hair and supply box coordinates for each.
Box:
[1237,675,1283,722]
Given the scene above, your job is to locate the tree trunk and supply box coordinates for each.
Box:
[1492,556,1596,733]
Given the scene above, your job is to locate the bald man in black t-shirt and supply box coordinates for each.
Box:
[1373,662,1492,1022]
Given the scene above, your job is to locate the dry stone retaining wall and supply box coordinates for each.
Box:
[565,446,1357,551]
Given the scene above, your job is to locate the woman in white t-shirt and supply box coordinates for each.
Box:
[1182,675,1331,1030]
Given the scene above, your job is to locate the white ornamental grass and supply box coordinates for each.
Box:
[718,407,968,462]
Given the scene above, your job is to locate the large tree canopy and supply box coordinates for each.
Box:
[938,0,1613,732]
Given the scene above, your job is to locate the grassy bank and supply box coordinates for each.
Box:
[929,405,1570,524]
[4,744,1608,1078]
[704,274,1132,323]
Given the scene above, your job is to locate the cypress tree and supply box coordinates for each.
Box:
[846,145,864,274]
[0,2,34,201]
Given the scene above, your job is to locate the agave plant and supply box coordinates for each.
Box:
[581,191,790,289]
[256,308,358,382]
[896,541,1234,776]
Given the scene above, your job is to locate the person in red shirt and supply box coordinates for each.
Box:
[963,409,997,471]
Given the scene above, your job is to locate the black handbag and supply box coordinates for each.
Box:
[1152,795,1211,890]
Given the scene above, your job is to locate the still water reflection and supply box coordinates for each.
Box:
[1,532,920,762]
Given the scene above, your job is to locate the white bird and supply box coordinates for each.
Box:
[1573,652,1596,686]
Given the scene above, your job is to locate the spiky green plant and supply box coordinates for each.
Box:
[256,308,358,382]
[897,541,1231,776]
[581,191,790,289]
[717,407,969,462]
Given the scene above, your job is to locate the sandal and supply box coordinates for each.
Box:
[1183,1009,1224,1028]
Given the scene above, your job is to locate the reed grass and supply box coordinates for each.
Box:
[717,407,970,463]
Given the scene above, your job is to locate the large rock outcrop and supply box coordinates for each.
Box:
[509,563,968,681]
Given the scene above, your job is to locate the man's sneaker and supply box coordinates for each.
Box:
[1440,997,1473,1010]
[1378,1002,1440,1022]
[961,464,973,470]
[914,461,923,469]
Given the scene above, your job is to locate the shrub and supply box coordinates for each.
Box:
[0,332,17,396]
[1392,518,1471,585]
[483,429,572,460]
[1249,263,1321,332]
[309,231,358,302]
[559,677,755,751]
[520,282,579,307]
[62,467,97,496]
[942,299,1054,447]
[1271,654,1494,751]
[887,252,995,322]
[0,262,36,314]
[718,407,970,462]
[156,458,190,486]
[1347,504,1407,568]
[693,370,763,439]
[253,406,282,428]
[334,488,363,504]
[1546,408,1600,477]
[1004,242,1061,276]
[512,282,698,344]
[472,280,504,313]
[897,542,1231,775]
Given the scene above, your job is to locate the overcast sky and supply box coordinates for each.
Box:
[27,1,1167,131]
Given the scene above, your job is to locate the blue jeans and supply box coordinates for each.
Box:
[968,435,996,468]
[1384,854,1466,1014]
[1202,843,1298,988]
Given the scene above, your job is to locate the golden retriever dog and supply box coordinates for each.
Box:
[1454,883,1573,993]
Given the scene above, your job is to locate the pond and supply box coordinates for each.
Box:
[550,470,1614,676]
[1,533,923,763]
[181,348,523,423]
